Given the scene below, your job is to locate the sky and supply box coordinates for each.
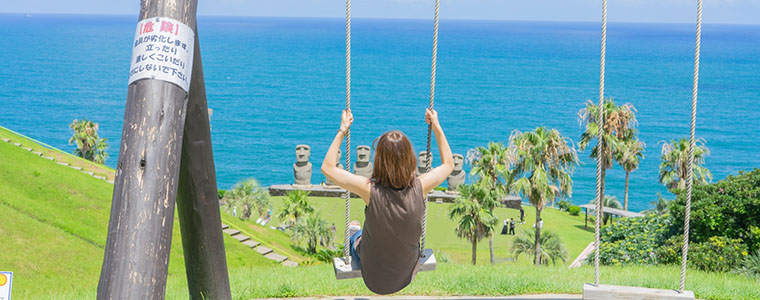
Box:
[1,0,759,24]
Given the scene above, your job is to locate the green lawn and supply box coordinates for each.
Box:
[199,263,760,300]
[258,195,594,265]
[2,125,758,300]
[0,128,277,299]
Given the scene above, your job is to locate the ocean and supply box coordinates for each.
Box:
[1,14,758,212]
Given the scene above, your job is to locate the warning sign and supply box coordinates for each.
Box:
[0,272,12,300]
[128,17,195,92]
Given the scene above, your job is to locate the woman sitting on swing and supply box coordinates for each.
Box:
[321,108,453,294]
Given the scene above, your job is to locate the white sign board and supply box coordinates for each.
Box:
[128,17,195,92]
[0,272,12,300]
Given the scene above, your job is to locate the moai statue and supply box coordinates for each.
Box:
[324,149,344,187]
[293,144,312,186]
[447,154,465,191]
[416,151,433,177]
[353,145,373,178]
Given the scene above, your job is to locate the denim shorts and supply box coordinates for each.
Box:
[349,229,362,264]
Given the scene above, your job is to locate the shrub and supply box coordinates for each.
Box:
[225,179,270,220]
[735,251,760,278]
[587,213,674,265]
[557,200,571,211]
[512,230,568,265]
[654,234,683,265]
[689,236,748,273]
[670,169,760,253]
[568,205,581,216]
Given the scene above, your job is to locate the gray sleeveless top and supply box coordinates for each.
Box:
[357,178,424,294]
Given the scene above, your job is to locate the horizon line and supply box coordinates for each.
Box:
[1,12,758,26]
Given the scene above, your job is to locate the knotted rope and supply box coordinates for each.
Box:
[593,0,607,288]
[343,0,352,260]
[421,0,440,257]
[681,0,702,293]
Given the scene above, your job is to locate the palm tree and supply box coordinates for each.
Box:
[470,142,515,265]
[615,138,645,211]
[646,193,671,216]
[659,138,712,191]
[225,179,270,220]
[510,127,578,265]
[278,190,314,227]
[69,119,109,164]
[511,229,568,265]
[578,99,637,209]
[589,195,622,225]
[449,183,498,265]
[290,212,333,254]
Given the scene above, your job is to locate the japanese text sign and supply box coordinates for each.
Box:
[128,17,195,92]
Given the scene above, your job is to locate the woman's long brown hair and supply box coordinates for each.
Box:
[371,130,417,189]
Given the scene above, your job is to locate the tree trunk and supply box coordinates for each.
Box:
[600,167,606,202]
[471,238,477,265]
[624,171,630,211]
[98,1,198,298]
[489,234,495,265]
[175,29,231,300]
[534,207,542,265]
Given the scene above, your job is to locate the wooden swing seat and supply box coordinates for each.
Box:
[333,248,437,280]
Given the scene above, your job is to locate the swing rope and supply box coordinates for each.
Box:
[593,0,607,288]
[680,0,702,293]
[421,0,440,257]
[343,0,352,260]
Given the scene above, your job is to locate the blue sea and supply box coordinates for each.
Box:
[1,14,758,212]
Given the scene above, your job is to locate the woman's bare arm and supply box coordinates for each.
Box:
[419,108,454,194]
[321,109,372,204]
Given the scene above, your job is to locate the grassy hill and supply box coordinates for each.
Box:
[2,125,758,300]
[0,127,285,299]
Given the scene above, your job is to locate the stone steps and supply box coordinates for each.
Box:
[282,260,299,267]
[220,223,296,267]
[264,252,287,263]
[1,138,10,143]
[223,228,240,236]
[232,234,250,242]
[242,240,260,248]
[254,246,273,255]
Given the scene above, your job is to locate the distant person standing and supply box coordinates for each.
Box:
[533,218,543,229]
[501,218,509,235]
[509,218,516,235]
[519,207,525,224]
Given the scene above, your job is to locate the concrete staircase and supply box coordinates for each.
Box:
[2,137,114,184]
[221,223,298,267]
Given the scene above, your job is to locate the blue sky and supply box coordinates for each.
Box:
[1,0,759,24]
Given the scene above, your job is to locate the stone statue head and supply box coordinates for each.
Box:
[453,154,464,172]
[418,151,433,170]
[356,145,371,163]
[295,144,311,163]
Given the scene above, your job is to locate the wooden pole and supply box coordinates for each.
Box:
[175,28,232,299]
[98,1,198,298]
